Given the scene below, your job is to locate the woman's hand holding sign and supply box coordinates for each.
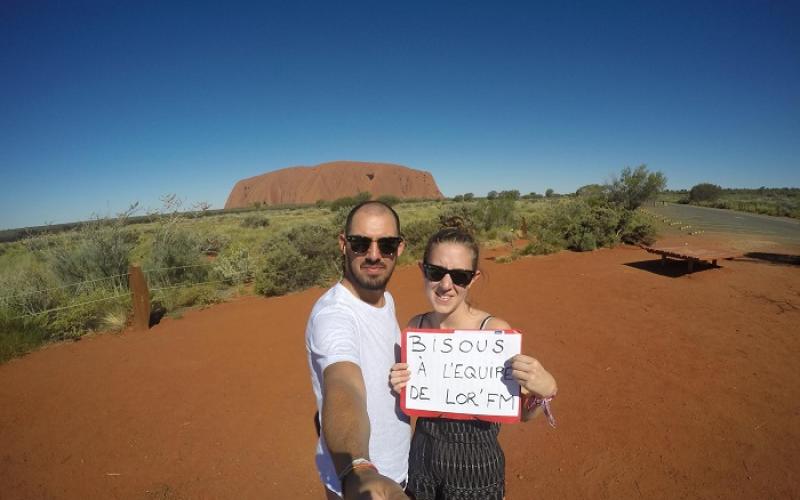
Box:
[511,354,558,422]
[511,354,557,397]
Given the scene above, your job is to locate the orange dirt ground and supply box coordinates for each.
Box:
[1,235,799,499]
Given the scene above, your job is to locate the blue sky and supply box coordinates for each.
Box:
[1,0,798,229]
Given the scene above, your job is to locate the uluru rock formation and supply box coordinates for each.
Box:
[224,161,444,208]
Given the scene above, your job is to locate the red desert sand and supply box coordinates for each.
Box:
[1,235,799,499]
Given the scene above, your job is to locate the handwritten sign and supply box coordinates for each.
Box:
[400,329,522,423]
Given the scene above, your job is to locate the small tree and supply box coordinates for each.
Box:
[576,184,604,197]
[463,193,475,201]
[487,190,498,200]
[545,188,555,198]
[376,194,401,206]
[606,165,667,210]
[689,183,723,202]
[452,194,464,202]
[499,190,520,200]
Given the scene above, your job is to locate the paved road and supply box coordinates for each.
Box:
[646,203,800,245]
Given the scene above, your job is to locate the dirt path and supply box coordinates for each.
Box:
[2,239,799,499]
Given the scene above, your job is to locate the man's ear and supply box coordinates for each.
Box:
[338,233,347,255]
[396,239,406,258]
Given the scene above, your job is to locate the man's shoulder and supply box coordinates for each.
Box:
[310,284,357,321]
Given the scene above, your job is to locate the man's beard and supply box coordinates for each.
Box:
[345,256,394,291]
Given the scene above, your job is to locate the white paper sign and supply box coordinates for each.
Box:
[402,329,522,419]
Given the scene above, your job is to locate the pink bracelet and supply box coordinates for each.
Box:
[524,389,557,428]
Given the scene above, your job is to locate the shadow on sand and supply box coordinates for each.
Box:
[624,259,719,278]
[740,252,800,267]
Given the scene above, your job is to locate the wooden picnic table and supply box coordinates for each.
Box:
[640,245,741,273]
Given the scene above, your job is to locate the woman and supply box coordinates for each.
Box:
[390,227,558,500]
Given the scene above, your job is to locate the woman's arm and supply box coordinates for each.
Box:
[486,317,558,423]
[512,354,557,422]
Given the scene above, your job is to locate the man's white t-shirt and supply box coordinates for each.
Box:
[306,282,411,496]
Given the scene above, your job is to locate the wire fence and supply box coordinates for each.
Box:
[2,262,254,321]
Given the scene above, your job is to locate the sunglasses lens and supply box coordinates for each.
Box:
[377,238,401,256]
[450,271,472,287]
[347,236,371,254]
[424,265,446,282]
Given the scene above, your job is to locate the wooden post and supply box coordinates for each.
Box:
[129,265,150,331]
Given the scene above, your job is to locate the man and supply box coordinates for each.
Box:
[305,201,411,499]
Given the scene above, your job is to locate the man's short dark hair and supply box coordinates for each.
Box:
[344,200,401,236]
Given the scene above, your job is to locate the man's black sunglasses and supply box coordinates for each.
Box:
[345,235,403,256]
[422,262,476,287]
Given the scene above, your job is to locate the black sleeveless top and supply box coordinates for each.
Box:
[416,312,494,329]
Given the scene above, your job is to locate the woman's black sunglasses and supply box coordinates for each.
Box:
[345,235,403,257]
[422,262,476,287]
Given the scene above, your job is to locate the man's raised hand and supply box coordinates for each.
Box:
[389,363,410,394]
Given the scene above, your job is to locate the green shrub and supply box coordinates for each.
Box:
[21,233,61,254]
[145,228,207,286]
[256,240,337,296]
[689,183,723,202]
[241,214,270,228]
[46,289,130,340]
[0,262,66,316]
[520,237,564,256]
[527,199,646,252]
[606,165,667,210]
[438,203,481,234]
[0,308,50,363]
[256,223,341,296]
[401,217,441,261]
[198,233,231,256]
[618,210,657,245]
[284,223,340,263]
[476,198,516,231]
[330,196,356,212]
[48,221,138,284]
[212,243,254,285]
[330,192,372,212]
[499,190,520,200]
[376,195,401,207]
[156,284,220,310]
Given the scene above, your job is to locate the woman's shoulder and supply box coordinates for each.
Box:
[406,312,430,329]
[476,311,511,330]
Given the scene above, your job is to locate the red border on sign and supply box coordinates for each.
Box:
[400,328,523,424]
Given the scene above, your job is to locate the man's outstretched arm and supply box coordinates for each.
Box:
[322,361,408,500]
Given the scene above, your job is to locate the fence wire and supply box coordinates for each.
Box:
[4,263,253,320]
[0,272,130,302]
[12,293,130,319]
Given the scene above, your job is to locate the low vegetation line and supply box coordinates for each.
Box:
[659,185,799,219]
